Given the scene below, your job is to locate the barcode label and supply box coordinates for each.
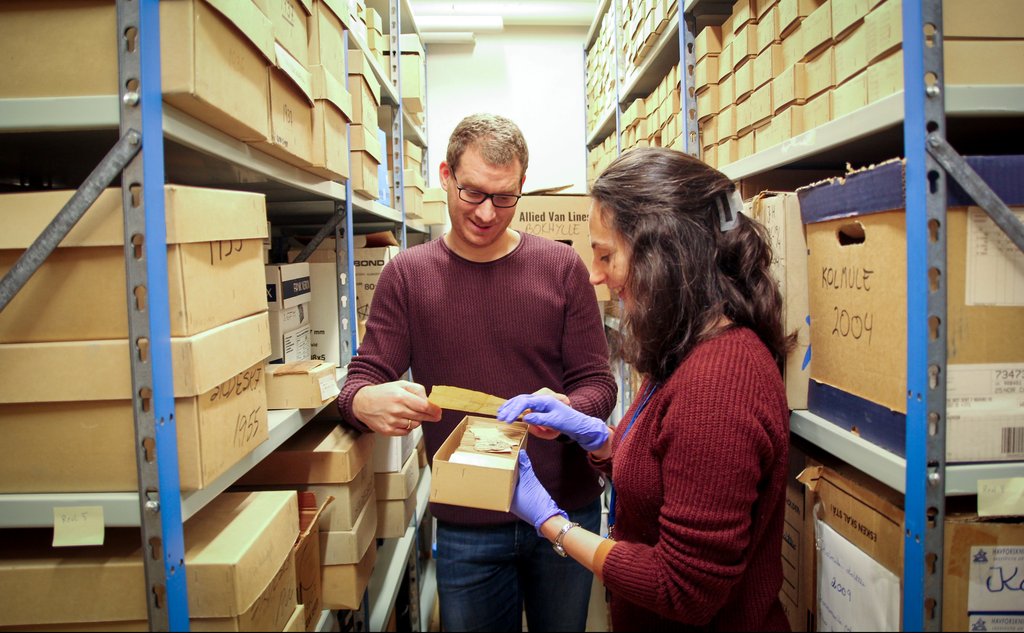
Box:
[1001,427,1024,455]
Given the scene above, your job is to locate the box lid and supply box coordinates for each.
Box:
[350,124,384,163]
[237,420,375,484]
[424,187,446,204]
[347,53,382,106]
[384,33,424,56]
[798,155,1024,224]
[0,490,298,625]
[273,42,314,103]
[311,65,354,120]
[0,311,271,402]
[206,0,276,63]
[0,186,268,249]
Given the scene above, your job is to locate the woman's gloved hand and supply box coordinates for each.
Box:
[511,451,566,534]
[498,395,610,452]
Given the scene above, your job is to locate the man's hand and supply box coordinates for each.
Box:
[352,381,442,436]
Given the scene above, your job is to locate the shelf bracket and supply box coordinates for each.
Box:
[0,130,140,313]
[926,134,1024,254]
[291,207,345,263]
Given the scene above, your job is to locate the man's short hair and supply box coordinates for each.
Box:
[446,113,529,180]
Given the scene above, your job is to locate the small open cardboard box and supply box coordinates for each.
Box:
[430,416,529,512]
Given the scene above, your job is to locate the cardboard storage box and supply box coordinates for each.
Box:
[0,490,299,629]
[266,360,339,409]
[0,0,278,142]
[798,157,1024,461]
[354,232,400,323]
[347,52,381,127]
[373,430,418,474]
[308,0,347,78]
[0,186,268,343]
[294,491,331,632]
[237,419,375,486]
[309,64,353,182]
[385,34,426,114]
[320,491,377,564]
[235,459,374,533]
[511,194,611,301]
[254,0,313,68]
[375,450,420,501]
[350,123,384,200]
[421,188,448,225]
[0,315,271,493]
[283,604,306,632]
[322,540,377,610]
[267,262,312,311]
[251,44,316,168]
[800,465,1024,631]
[376,492,416,538]
[430,416,529,512]
[269,303,310,363]
[287,240,353,367]
[750,192,810,409]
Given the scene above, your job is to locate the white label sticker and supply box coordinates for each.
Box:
[966,206,1024,306]
[318,375,339,401]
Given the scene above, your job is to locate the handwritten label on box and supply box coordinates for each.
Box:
[53,505,105,547]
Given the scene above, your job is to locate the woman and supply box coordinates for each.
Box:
[497,147,795,631]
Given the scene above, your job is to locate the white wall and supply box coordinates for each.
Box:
[422,26,589,194]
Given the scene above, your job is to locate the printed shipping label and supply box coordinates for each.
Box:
[946,364,1024,461]
[968,545,1024,629]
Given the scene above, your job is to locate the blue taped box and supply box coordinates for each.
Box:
[798,156,1024,461]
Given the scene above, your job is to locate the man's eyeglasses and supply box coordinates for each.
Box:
[451,170,522,208]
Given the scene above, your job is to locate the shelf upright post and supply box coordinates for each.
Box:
[344,32,360,357]
[612,0,623,158]
[117,0,190,629]
[678,11,700,158]
[389,0,407,249]
[902,0,948,629]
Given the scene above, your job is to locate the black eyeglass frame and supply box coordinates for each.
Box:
[450,170,523,209]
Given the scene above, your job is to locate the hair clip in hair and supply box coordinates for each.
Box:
[715,188,743,232]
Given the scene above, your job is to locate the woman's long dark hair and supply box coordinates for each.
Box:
[590,147,795,383]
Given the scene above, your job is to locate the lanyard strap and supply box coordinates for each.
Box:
[607,381,660,534]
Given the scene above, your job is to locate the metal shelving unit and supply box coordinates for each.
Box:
[585,0,1024,630]
[0,0,433,628]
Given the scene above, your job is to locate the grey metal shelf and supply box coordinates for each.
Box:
[791,410,1024,497]
[586,0,613,50]
[587,104,617,148]
[619,19,680,103]
[718,86,1024,181]
[0,369,347,528]
[418,558,438,632]
[317,608,338,632]
[369,526,417,632]
[367,0,421,39]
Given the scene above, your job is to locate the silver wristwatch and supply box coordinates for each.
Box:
[552,521,580,557]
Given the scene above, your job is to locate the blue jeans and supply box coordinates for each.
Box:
[435,499,602,632]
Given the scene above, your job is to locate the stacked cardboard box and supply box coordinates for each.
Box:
[585,9,617,138]
[235,420,379,611]
[374,446,421,538]
[748,191,811,409]
[385,34,426,116]
[798,156,1024,462]
[350,123,385,200]
[0,491,301,630]
[288,239,353,367]
[619,64,683,152]
[267,262,313,364]
[0,186,272,493]
[511,194,611,301]
[617,0,676,81]
[353,232,401,338]
[422,188,448,226]
[695,0,1024,168]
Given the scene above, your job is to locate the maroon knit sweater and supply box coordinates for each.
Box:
[599,328,791,632]
[338,233,618,525]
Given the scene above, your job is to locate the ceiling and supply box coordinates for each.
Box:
[409,0,599,30]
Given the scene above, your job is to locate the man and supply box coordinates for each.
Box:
[337,113,616,631]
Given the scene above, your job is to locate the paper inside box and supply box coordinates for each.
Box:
[430,416,528,512]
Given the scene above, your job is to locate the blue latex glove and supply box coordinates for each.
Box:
[498,395,610,452]
[512,451,567,534]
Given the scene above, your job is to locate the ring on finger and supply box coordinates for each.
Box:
[406,419,413,430]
